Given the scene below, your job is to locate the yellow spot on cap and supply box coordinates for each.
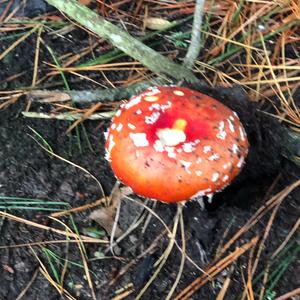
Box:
[173,90,185,96]
[144,96,159,102]
[172,118,187,131]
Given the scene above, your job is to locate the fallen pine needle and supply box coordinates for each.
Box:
[174,236,259,300]
[0,211,107,243]
[274,287,300,300]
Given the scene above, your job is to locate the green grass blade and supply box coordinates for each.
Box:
[42,247,61,283]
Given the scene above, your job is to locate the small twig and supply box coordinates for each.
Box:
[109,192,122,255]
[16,269,39,300]
[30,246,75,300]
[183,0,205,69]
[271,217,300,259]
[0,239,110,250]
[107,229,167,287]
[105,200,149,255]
[258,263,270,300]
[51,198,107,218]
[274,287,300,300]
[22,111,114,120]
[125,196,207,274]
[27,79,167,104]
[0,25,39,61]
[66,102,103,133]
[216,178,300,258]
[166,204,186,300]
[215,266,234,300]
[112,288,134,300]
[242,201,282,300]
[50,217,97,300]
[44,0,198,83]
[174,236,259,300]
[135,204,182,299]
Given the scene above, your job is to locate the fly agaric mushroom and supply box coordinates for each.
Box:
[105,86,249,203]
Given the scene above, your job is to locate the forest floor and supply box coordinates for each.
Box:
[0,1,299,299]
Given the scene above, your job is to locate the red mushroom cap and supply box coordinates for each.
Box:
[105,86,249,203]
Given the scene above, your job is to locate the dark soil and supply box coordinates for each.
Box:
[0,2,299,300]
[1,84,299,300]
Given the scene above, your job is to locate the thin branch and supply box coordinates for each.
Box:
[183,0,205,69]
[44,0,198,83]
[22,111,114,120]
[27,79,167,104]
[274,288,300,300]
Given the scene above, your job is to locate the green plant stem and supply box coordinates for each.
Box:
[44,0,198,83]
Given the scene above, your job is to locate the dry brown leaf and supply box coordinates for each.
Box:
[89,207,122,237]
[144,17,173,30]
[28,90,71,102]
[89,182,123,237]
